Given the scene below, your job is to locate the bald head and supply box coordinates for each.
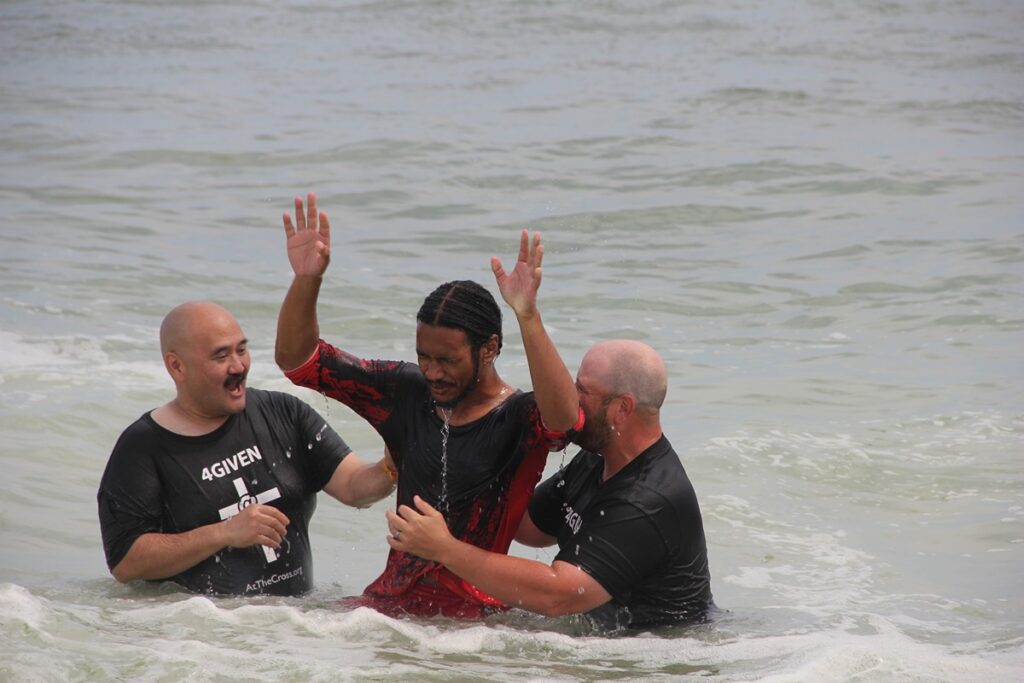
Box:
[160,301,240,358]
[581,340,667,411]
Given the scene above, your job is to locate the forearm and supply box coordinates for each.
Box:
[516,311,579,432]
[435,539,603,617]
[276,274,323,372]
[324,455,396,508]
[111,525,227,583]
[344,459,397,508]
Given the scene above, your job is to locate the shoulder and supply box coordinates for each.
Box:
[500,389,541,420]
[101,413,163,485]
[629,437,701,512]
[110,412,161,451]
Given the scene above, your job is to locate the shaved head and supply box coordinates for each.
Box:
[160,301,236,358]
[581,340,667,410]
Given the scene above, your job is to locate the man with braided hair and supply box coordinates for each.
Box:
[275,193,582,617]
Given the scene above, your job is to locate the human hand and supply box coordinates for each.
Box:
[385,495,453,562]
[283,192,331,277]
[491,229,543,318]
[220,503,290,550]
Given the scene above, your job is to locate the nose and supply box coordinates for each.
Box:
[229,351,248,374]
[420,359,443,382]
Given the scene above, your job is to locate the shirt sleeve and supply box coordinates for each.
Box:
[96,420,165,570]
[283,339,407,430]
[284,393,352,492]
[527,466,569,536]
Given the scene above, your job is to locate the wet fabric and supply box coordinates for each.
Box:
[98,389,349,596]
[529,435,713,628]
[286,339,573,614]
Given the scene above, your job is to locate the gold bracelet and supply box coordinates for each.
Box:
[381,460,398,483]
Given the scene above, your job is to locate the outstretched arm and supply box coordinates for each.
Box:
[387,496,611,617]
[492,230,579,432]
[276,192,331,372]
[322,450,397,509]
[111,504,290,582]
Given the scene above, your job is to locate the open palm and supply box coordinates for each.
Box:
[283,193,331,277]
[492,229,544,316]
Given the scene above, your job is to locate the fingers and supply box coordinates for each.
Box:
[254,506,289,547]
[491,256,506,282]
[286,192,329,240]
[226,504,290,549]
[319,210,330,242]
[517,228,530,262]
[516,229,543,268]
[412,494,439,516]
[294,196,306,232]
[306,192,317,231]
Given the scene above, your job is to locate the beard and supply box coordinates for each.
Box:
[431,354,481,409]
[573,406,611,453]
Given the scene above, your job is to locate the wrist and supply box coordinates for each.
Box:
[515,308,540,324]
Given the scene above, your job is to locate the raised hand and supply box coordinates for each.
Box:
[283,192,331,278]
[491,229,543,318]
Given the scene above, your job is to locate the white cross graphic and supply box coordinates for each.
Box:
[218,477,282,562]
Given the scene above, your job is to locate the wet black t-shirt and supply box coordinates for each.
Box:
[285,340,573,607]
[97,389,349,596]
[528,435,713,628]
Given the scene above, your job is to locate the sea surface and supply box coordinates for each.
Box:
[1,1,1022,681]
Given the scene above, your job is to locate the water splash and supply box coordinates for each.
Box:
[438,407,452,517]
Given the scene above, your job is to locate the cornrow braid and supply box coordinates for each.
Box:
[417,280,503,354]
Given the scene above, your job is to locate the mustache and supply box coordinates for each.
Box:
[224,372,247,389]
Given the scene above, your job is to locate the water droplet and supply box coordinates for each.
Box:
[577,586,585,595]
[285,450,292,459]
[599,510,605,516]
[438,406,452,517]
[307,443,313,450]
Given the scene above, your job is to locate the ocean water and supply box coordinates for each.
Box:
[1,0,1022,681]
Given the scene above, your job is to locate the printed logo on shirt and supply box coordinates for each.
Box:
[563,504,583,535]
[246,566,303,594]
[201,445,263,481]
[218,477,282,562]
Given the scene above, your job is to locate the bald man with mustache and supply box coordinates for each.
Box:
[98,301,395,596]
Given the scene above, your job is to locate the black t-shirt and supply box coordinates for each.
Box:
[286,340,572,603]
[529,435,713,628]
[97,388,349,596]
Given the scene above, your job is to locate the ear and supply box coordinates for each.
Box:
[614,393,636,422]
[164,351,186,382]
[479,334,500,365]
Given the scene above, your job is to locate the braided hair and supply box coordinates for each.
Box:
[416,280,503,355]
